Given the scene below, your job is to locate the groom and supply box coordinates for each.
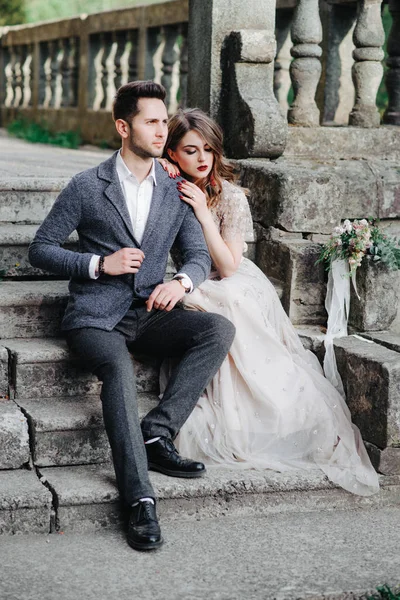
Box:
[29,81,235,551]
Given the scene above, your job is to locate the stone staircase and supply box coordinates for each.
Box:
[1,134,400,536]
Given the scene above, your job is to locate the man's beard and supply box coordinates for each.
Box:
[128,134,164,159]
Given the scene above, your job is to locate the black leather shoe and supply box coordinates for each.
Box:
[145,436,206,478]
[127,500,163,551]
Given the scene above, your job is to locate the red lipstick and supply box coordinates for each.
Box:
[197,166,208,171]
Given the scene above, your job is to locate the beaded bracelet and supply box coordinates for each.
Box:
[98,256,105,276]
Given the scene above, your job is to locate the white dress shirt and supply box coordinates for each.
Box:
[89,151,193,291]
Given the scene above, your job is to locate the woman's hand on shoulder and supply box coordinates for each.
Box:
[177,180,210,223]
[157,158,180,178]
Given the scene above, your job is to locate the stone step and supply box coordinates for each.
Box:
[0,274,283,339]
[0,400,30,469]
[0,178,68,224]
[0,281,69,338]
[36,463,400,533]
[3,338,159,400]
[0,224,77,278]
[0,468,53,534]
[16,392,159,468]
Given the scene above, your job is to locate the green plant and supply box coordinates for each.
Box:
[317,219,400,276]
[367,584,400,600]
[7,119,81,149]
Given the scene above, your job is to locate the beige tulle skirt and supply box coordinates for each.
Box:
[161,258,379,496]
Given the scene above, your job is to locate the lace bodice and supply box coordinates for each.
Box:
[210,180,254,249]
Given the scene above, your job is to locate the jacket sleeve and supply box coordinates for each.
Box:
[174,205,211,289]
[28,177,94,279]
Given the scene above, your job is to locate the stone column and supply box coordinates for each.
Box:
[349,0,385,127]
[383,0,400,125]
[288,0,323,126]
[187,0,287,159]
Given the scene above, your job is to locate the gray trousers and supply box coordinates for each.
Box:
[66,303,235,506]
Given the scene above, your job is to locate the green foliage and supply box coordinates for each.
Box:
[7,119,81,149]
[367,585,400,600]
[317,219,400,275]
[0,0,26,25]
[24,0,172,23]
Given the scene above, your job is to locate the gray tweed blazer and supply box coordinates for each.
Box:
[29,152,211,331]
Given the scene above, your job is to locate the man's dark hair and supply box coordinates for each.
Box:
[112,80,167,123]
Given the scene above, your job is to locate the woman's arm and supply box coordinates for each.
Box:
[178,180,243,278]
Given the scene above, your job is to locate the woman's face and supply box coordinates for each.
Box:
[168,130,214,181]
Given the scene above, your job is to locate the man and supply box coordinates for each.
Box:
[29,81,235,551]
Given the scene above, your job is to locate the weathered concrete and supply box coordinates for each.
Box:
[1,507,400,600]
[349,258,400,332]
[0,224,77,278]
[238,156,400,233]
[188,0,286,158]
[256,227,326,325]
[334,336,400,449]
[0,346,8,397]
[0,401,30,469]
[17,393,158,467]
[0,179,69,224]
[0,281,69,338]
[4,338,159,400]
[0,469,53,534]
[38,462,400,533]
[284,126,400,161]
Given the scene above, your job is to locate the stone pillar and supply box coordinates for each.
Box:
[187,0,287,159]
[349,0,385,127]
[288,0,323,126]
[383,0,400,125]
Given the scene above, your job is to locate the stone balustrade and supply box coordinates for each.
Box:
[0,0,397,148]
[0,0,189,146]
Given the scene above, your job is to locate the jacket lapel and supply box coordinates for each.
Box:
[140,181,166,248]
[99,152,139,246]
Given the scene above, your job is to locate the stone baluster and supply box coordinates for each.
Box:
[113,31,127,92]
[53,38,65,109]
[127,29,139,82]
[4,45,16,107]
[274,6,295,114]
[288,0,323,126]
[60,38,71,107]
[42,40,58,108]
[13,45,23,107]
[69,37,79,107]
[100,33,112,109]
[21,44,33,108]
[161,25,180,111]
[38,41,48,106]
[145,28,160,80]
[88,34,103,109]
[349,0,385,127]
[179,23,188,109]
[383,0,400,125]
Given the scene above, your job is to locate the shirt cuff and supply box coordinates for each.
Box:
[89,255,101,279]
[175,272,193,293]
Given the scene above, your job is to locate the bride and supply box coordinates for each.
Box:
[159,108,379,497]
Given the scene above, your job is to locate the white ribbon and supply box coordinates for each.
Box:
[323,259,350,398]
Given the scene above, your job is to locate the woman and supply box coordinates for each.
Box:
[159,108,379,497]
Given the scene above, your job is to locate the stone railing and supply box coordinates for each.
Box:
[0,0,188,146]
[275,0,399,128]
[0,0,398,150]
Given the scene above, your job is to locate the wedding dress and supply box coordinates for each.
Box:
[166,180,380,496]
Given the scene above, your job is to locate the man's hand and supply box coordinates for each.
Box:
[104,248,145,275]
[146,280,186,312]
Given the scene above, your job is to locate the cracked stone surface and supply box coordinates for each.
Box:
[0,401,30,469]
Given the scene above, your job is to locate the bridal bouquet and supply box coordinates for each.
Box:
[318,219,400,276]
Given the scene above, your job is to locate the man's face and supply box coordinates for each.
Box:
[126,98,168,158]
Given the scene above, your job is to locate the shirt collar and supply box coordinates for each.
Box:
[116,150,157,186]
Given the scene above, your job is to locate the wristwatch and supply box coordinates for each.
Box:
[173,275,191,293]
